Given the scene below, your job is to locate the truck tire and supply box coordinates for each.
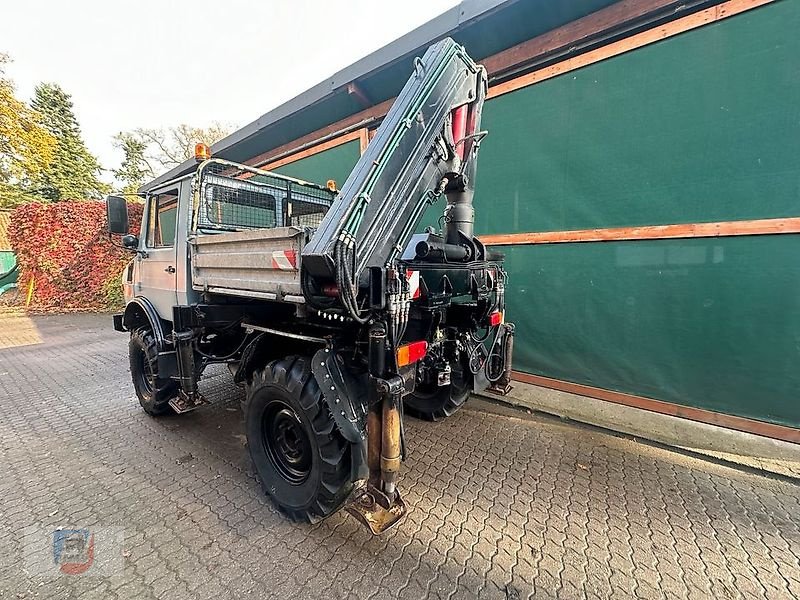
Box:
[129,327,178,416]
[404,369,471,421]
[245,356,353,522]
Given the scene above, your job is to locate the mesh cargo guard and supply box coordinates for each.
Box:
[189,159,336,302]
[193,160,335,232]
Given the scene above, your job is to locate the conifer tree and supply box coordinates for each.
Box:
[30,83,108,200]
[112,132,152,197]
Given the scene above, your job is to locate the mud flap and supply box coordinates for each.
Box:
[311,348,368,444]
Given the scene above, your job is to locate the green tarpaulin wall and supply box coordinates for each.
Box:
[273,140,361,191]
[474,1,800,234]
[265,1,799,428]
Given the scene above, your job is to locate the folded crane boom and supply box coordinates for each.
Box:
[302,38,488,318]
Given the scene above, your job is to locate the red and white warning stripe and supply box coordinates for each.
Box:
[406,269,421,300]
[270,250,297,271]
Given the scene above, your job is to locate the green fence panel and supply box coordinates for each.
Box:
[503,235,800,428]
[273,139,361,189]
[0,251,15,275]
[473,0,800,235]
[0,250,17,293]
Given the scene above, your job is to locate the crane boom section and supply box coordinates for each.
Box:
[301,38,487,287]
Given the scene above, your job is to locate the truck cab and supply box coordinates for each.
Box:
[123,181,190,317]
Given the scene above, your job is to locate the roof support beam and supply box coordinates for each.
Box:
[346,82,373,109]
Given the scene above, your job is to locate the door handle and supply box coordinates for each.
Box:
[164,266,176,274]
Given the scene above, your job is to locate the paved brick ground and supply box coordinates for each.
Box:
[0,312,799,599]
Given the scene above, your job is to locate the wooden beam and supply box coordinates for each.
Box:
[482,0,685,79]
[245,99,393,169]
[479,217,800,246]
[259,129,365,171]
[347,82,373,109]
[488,0,776,99]
[512,371,800,444]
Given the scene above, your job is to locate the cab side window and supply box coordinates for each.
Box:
[146,189,179,247]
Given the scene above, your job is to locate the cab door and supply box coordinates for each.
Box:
[137,185,180,321]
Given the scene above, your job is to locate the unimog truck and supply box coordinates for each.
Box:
[107,38,514,534]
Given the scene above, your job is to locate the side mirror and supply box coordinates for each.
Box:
[106,195,129,235]
[122,234,139,250]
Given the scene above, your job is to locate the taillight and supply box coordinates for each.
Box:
[396,341,428,367]
[488,311,503,327]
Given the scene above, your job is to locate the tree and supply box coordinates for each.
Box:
[29,82,109,201]
[112,132,153,197]
[0,53,56,207]
[127,123,232,171]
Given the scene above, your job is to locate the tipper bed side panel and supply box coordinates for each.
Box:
[190,227,310,299]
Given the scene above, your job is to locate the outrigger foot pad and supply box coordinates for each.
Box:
[345,483,407,535]
[169,391,208,414]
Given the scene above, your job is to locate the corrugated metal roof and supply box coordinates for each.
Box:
[142,0,619,192]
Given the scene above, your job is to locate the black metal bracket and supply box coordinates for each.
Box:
[312,347,368,444]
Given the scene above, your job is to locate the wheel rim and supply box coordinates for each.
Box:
[136,348,156,395]
[262,403,312,485]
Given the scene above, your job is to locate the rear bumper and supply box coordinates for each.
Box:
[112,313,125,332]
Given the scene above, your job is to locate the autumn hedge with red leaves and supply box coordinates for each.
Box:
[8,201,142,311]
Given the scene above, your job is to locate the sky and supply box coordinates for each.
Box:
[0,0,460,183]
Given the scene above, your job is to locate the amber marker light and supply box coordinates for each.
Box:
[194,142,211,162]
